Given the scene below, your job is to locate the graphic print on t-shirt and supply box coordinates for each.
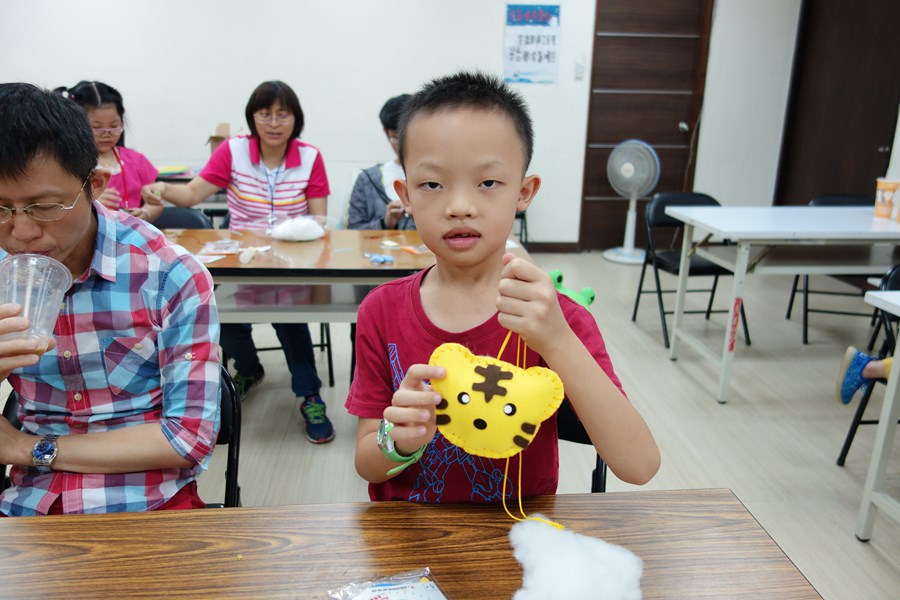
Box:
[387,342,512,503]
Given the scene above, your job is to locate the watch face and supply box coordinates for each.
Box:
[34,441,54,458]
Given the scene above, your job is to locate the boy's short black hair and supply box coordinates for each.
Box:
[379,94,411,131]
[0,83,97,183]
[398,71,534,171]
[245,81,304,140]
[55,80,127,147]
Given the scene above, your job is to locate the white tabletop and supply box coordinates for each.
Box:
[864,291,900,316]
[665,206,900,242]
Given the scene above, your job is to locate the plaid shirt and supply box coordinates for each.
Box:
[0,203,220,516]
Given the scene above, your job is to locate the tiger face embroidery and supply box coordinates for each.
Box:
[428,343,564,459]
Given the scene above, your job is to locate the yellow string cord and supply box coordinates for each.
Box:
[497,329,563,529]
[497,330,514,360]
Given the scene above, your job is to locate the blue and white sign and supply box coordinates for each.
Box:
[504,5,560,84]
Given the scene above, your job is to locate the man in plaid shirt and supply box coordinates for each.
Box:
[0,83,221,516]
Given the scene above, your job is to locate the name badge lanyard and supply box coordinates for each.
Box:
[263,162,283,223]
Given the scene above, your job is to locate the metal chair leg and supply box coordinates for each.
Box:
[801,275,810,345]
[631,255,650,321]
[786,274,800,319]
[837,381,877,466]
[739,302,751,346]
[705,275,719,319]
[651,264,670,348]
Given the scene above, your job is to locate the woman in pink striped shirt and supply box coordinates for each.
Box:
[143,81,334,445]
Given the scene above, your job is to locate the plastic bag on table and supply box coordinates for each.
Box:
[327,566,450,599]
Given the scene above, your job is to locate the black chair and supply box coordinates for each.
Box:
[1,365,242,508]
[152,206,214,229]
[837,264,900,466]
[786,195,876,344]
[632,192,751,349]
[514,210,528,248]
[556,400,606,493]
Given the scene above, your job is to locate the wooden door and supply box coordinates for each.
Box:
[775,0,900,205]
[577,0,714,251]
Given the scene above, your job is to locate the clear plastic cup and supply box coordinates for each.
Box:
[0,253,72,344]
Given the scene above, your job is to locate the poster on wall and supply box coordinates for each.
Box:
[504,4,560,84]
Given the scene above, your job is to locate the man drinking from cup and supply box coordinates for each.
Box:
[0,83,220,516]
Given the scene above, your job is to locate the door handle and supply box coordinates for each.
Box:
[678,121,690,133]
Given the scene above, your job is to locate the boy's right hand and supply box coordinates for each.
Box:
[141,182,166,206]
[0,304,56,380]
[383,364,445,453]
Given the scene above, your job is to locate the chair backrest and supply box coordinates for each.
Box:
[1,365,241,507]
[217,364,242,508]
[808,194,871,207]
[556,400,606,492]
[645,192,720,229]
[872,264,900,358]
[1,391,20,492]
[153,207,213,229]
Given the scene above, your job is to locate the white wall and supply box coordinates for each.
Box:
[888,104,900,179]
[0,0,596,243]
[692,0,803,206]
[2,1,896,238]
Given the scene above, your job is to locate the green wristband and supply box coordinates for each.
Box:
[377,419,426,476]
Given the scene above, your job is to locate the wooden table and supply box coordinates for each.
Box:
[0,489,819,598]
[164,228,441,285]
[665,205,900,403]
[856,291,900,541]
[165,229,529,326]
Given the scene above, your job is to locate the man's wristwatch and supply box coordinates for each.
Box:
[32,434,60,474]
[376,418,426,476]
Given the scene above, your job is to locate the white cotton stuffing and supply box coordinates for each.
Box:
[270,216,325,241]
[509,516,643,600]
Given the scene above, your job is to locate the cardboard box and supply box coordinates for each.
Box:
[207,122,230,155]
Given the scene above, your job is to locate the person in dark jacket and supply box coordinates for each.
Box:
[347,94,415,230]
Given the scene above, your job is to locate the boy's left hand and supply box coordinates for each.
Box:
[496,253,569,355]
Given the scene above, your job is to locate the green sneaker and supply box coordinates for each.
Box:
[232,364,265,399]
[300,395,335,444]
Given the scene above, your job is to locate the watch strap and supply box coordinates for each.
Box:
[378,419,426,476]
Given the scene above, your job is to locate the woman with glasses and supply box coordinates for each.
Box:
[143,81,334,445]
[56,81,162,222]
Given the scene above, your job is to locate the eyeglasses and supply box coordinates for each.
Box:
[253,111,293,125]
[92,127,123,137]
[0,179,89,224]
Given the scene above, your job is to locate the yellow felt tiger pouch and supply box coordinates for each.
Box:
[428,343,564,458]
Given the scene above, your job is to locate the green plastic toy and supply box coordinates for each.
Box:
[549,269,595,308]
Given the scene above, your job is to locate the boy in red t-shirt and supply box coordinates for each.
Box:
[346,71,659,502]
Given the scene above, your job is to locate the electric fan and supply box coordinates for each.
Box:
[602,139,660,264]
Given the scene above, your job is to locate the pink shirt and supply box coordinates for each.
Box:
[346,267,626,503]
[199,136,330,230]
[107,147,159,210]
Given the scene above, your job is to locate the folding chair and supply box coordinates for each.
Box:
[632,192,750,348]
[785,194,876,344]
[556,400,606,492]
[837,264,900,466]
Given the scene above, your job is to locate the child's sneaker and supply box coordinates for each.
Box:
[300,395,335,444]
[836,346,874,404]
[233,364,265,399]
